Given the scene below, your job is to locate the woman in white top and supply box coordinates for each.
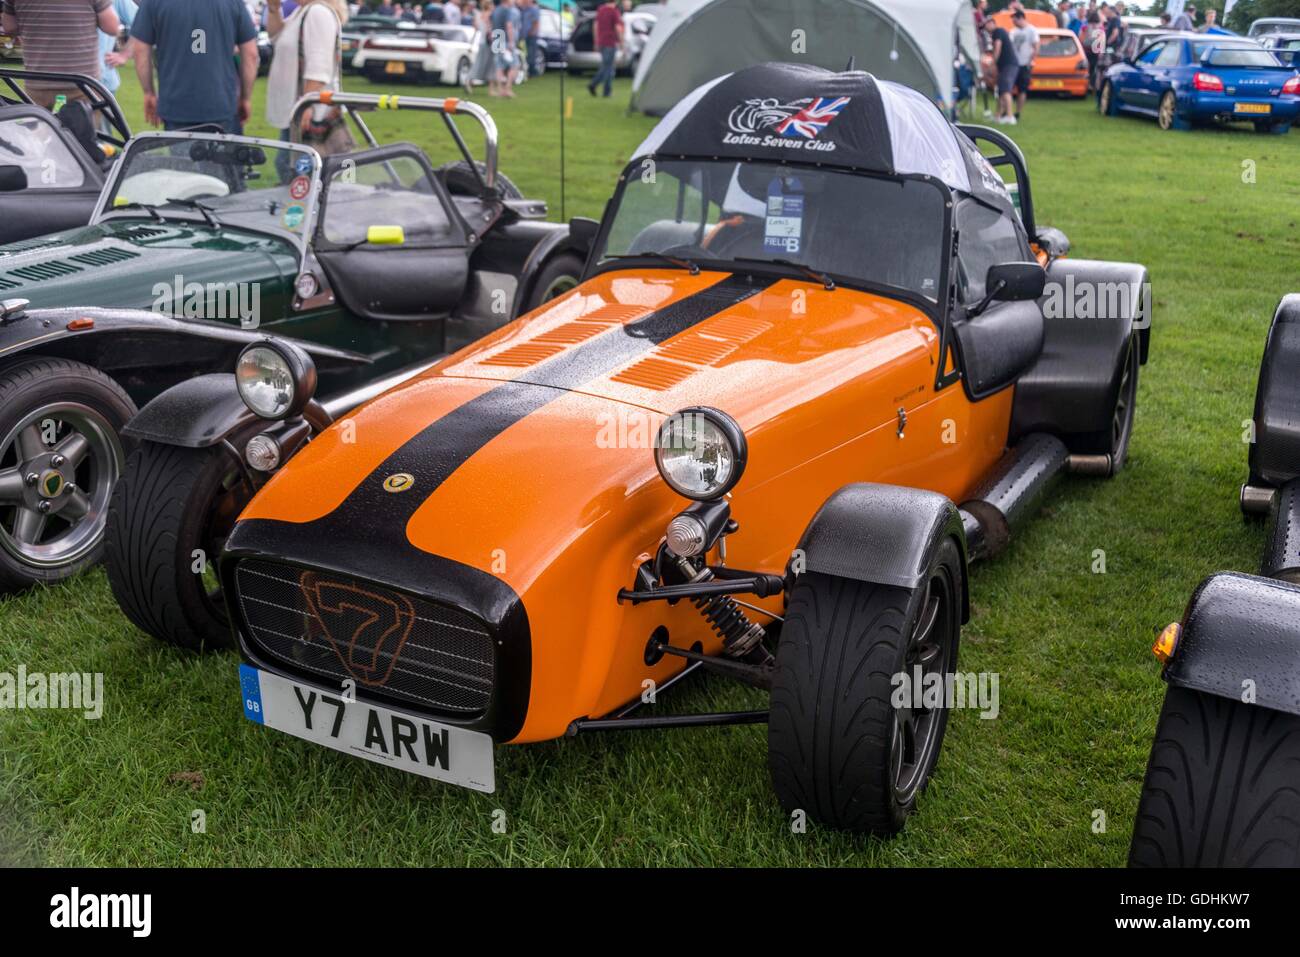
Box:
[264,0,348,138]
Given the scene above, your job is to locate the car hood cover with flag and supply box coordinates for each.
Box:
[633,62,1017,212]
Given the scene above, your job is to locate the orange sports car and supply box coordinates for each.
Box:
[1030,28,1090,97]
[108,64,1151,836]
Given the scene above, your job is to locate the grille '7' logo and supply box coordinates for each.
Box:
[299,572,415,687]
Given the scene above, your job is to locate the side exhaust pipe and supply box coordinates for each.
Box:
[1262,478,1300,584]
[960,433,1070,560]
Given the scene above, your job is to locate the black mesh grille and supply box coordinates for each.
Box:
[234,559,494,715]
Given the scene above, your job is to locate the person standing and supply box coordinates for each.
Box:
[265,0,346,158]
[441,0,456,22]
[587,0,621,97]
[1172,4,1194,31]
[1009,9,1038,122]
[464,0,492,93]
[1199,8,1217,31]
[100,0,137,97]
[131,0,258,132]
[0,0,122,110]
[1081,9,1104,90]
[519,0,539,77]
[983,14,1018,124]
[489,0,519,97]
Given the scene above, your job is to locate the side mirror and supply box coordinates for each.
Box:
[986,261,1046,302]
[366,225,405,245]
[568,216,599,250]
[0,165,28,192]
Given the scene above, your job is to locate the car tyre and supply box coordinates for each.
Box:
[1106,338,1140,474]
[768,537,963,835]
[455,56,471,88]
[1157,90,1177,131]
[1098,80,1118,116]
[526,251,585,310]
[105,442,251,651]
[1129,685,1300,867]
[0,357,135,591]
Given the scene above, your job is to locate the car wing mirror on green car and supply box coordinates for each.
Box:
[366,225,405,246]
[0,164,28,192]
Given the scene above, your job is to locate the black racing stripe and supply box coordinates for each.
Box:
[328,272,776,526]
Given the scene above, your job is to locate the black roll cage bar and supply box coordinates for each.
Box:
[0,67,131,151]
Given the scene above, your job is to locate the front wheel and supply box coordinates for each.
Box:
[768,537,964,835]
[105,442,254,651]
[1129,685,1300,867]
[0,357,135,590]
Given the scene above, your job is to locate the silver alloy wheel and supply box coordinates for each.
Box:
[1158,92,1176,130]
[0,402,124,569]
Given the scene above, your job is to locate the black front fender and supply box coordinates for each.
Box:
[1163,572,1300,718]
[793,482,970,623]
[123,374,261,448]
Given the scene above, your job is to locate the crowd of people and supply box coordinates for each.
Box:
[0,0,623,141]
[970,1,1229,125]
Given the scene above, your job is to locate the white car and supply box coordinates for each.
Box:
[352,24,480,87]
[566,11,655,75]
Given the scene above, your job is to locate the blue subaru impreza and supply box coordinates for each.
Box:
[1100,33,1300,133]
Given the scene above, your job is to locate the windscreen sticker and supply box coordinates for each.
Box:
[282,202,306,231]
[293,153,313,176]
[289,175,311,200]
[763,176,804,255]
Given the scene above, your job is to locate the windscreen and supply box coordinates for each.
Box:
[597,159,947,301]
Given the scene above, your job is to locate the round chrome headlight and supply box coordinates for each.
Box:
[235,339,316,420]
[654,407,747,501]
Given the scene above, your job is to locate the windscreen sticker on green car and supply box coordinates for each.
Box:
[763,176,804,255]
[282,203,306,231]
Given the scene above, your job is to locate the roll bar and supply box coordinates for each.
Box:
[288,90,498,191]
[0,67,132,149]
[956,123,1036,240]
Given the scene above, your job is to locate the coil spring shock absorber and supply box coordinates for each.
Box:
[676,557,770,662]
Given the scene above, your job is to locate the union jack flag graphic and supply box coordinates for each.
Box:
[774,96,851,138]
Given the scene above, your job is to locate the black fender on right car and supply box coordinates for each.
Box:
[1129,573,1300,868]
[1130,293,1300,868]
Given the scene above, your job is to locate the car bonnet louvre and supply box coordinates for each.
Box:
[478,305,654,369]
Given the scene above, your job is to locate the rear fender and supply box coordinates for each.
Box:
[792,483,970,623]
[1009,258,1150,447]
[1163,572,1300,719]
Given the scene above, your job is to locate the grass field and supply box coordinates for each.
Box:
[1,72,1298,867]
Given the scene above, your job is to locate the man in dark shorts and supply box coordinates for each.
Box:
[983,15,1019,125]
[1010,9,1039,122]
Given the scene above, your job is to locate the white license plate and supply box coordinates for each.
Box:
[240,665,495,792]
